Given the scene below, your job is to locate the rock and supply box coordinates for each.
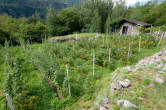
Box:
[158,71,165,74]
[96,34,104,39]
[119,79,131,88]
[123,66,137,73]
[110,79,131,95]
[117,100,137,108]
[103,98,109,104]
[139,97,144,101]
[162,66,166,71]
[155,77,164,84]
[110,82,122,95]
[150,83,154,87]
[156,52,163,56]
[100,106,108,110]
[100,105,112,110]
[94,102,100,107]
[111,82,122,91]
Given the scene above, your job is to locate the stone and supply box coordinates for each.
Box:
[150,83,154,87]
[162,66,166,71]
[155,77,164,84]
[100,106,108,110]
[123,66,137,73]
[111,82,122,90]
[139,97,144,101]
[94,102,100,107]
[103,98,109,104]
[110,79,131,95]
[117,100,137,108]
[158,71,165,74]
[118,79,131,88]
[110,82,122,95]
[100,105,112,110]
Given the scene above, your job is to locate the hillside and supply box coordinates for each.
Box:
[0,0,86,18]
[79,46,166,110]
[0,33,166,110]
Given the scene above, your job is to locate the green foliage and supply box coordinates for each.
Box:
[27,21,47,43]
[57,8,82,35]
[5,59,25,108]
[0,0,86,18]
[105,14,112,33]
[0,14,47,45]
[0,33,166,109]
[127,0,166,26]
[47,7,82,36]
[90,11,102,33]
[0,29,10,45]
[46,7,58,36]
[80,0,114,33]
[109,0,126,32]
[144,77,151,85]
[1,0,166,45]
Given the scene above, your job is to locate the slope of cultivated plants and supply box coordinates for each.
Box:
[0,33,165,110]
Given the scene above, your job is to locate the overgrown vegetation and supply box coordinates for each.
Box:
[0,0,166,109]
[0,0,166,46]
[0,33,165,109]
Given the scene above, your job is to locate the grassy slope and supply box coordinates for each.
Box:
[0,33,166,110]
[66,46,165,110]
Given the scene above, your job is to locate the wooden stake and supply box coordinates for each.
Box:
[139,36,141,52]
[93,52,95,77]
[103,36,104,45]
[66,65,71,97]
[150,25,153,34]
[128,43,131,57]
[6,94,14,110]
[109,48,111,63]
[158,33,164,47]
[76,34,78,40]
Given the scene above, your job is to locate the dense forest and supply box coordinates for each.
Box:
[0,0,87,18]
[0,0,165,46]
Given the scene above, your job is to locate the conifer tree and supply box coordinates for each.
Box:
[105,13,112,34]
[46,7,57,36]
[90,11,102,33]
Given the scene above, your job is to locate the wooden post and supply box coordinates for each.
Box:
[6,94,14,110]
[66,65,71,97]
[75,34,78,40]
[164,32,166,39]
[109,48,111,63]
[93,52,95,77]
[139,36,141,52]
[150,25,153,34]
[128,43,130,57]
[103,35,104,45]
[158,33,164,46]
[45,33,47,41]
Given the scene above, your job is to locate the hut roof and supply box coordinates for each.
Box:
[121,19,151,27]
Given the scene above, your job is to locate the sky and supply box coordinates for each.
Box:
[125,0,150,6]
[113,0,150,6]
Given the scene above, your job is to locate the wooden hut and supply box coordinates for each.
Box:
[119,19,151,35]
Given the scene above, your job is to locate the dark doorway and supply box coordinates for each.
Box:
[122,26,128,34]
